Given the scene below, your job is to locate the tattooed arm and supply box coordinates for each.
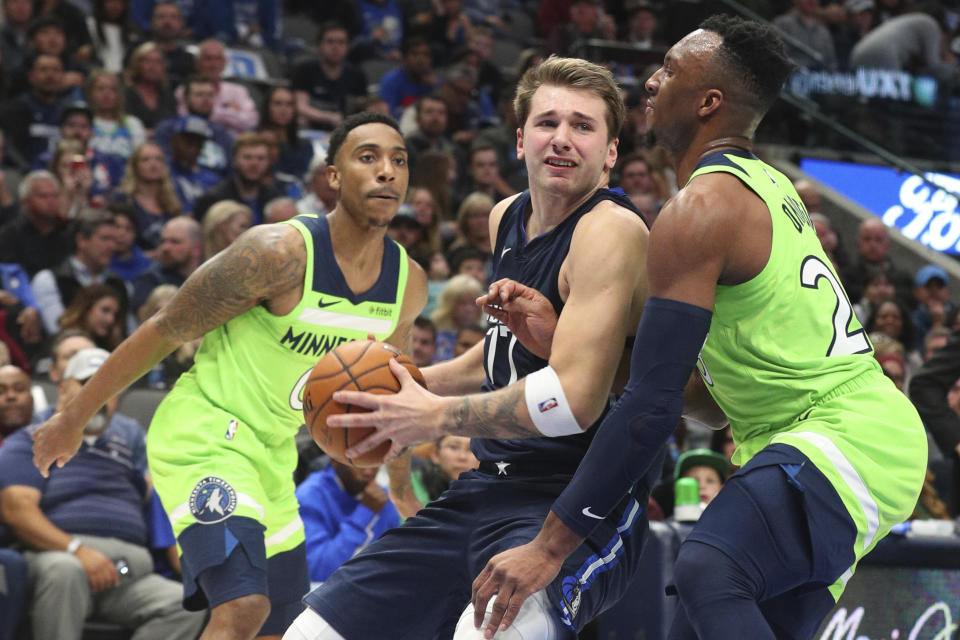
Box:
[32,225,306,475]
[333,202,649,456]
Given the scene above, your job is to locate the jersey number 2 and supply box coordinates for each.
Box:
[800,256,871,357]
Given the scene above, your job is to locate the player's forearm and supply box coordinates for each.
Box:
[423,341,486,395]
[439,381,540,440]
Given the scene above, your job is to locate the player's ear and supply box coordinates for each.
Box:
[699,89,723,118]
[516,127,524,160]
[605,137,618,171]
[326,163,341,191]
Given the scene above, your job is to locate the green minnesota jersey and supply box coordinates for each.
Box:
[172,213,409,443]
[689,150,885,457]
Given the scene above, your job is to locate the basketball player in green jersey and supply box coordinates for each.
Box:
[32,111,427,640]
[469,17,926,640]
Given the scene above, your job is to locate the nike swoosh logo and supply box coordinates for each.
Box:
[316,298,339,309]
[581,507,603,520]
[501,247,512,258]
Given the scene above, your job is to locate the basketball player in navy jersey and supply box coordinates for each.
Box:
[282,57,664,640]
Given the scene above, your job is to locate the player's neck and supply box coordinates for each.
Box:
[526,178,606,238]
[675,135,753,186]
[327,208,387,290]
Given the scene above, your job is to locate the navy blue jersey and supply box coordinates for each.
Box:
[473,188,646,472]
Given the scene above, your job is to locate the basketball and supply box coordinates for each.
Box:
[303,340,425,468]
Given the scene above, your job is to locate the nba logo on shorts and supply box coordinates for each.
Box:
[189,477,237,524]
[561,576,582,620]
[538,398,558,413]
[225,419,238,440]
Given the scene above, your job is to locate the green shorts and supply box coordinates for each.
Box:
[146,378,304,559]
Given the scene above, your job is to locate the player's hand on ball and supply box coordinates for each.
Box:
[330,359,445,461]
[477,279,557,360]
[471,540,563,638]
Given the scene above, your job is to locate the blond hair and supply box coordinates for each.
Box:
[117,142,183,218]
[514,55,625,141]
[125,41,168,89]
[431,275,485,331]
[203,199,252,259]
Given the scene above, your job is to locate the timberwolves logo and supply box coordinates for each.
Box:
[189,477,237,524]
[561,576,582,620]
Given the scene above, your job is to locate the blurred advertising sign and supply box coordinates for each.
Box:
[800,158,960,255]
[788,69,937,106]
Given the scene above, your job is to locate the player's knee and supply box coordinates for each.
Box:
[209,593,271,638]
[673,540,756,602]
[281,607,346,640]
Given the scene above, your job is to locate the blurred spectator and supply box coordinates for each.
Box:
[795,178,850,269]
[107,203,154,282]
[159,76,233,177]
[164,115,220,214]
[430,273,483,362]
[0,348,206,640]
[32,328,95,412]
[31,208,127,336]
[452,142,514,211]
[0,364,33,442]
[0,0,33,73]
[0,265,40,365]
[260,128,305,199]
[123,41,178,131]
[33,0,92,56]
[85,0,137,73]
[111,141,184,250]
[134,1,193,87]
[259,85,314,179]
[57,284,126,350]
[0,53,71,169]
[355,0,404,60]
[85,69,148,162]
[296,156,337,216]
[835,0,877,68]
[34,102,124,198]
[709,424,737,472]
[475,89,526,193]
[202,199,251,260]
[0,170,70,277]
[378,36,435,120]
[386,206,424,252]
[292,21,367,130]
[409,149,455,221]
[48,139,99,218]
[447,244,487,286]
[135,283,197,386]
[452,323,484,357]
[285,0,358,34]
[404,95,454,172]
[15,15,88,95]
[615,152,665,213]
[421,0,472,62]
[462,24,501,107]
[911,264,954,352]
[840,218,913,303]
[623,0,664,47]
[405,186,441,253]
[923,326,951,361]
[436,63,493,145]
[411,434,477,504]
[193,131,282,223]
[773,0,838,70]
[850,11,959,84]
[866,299,919,382]
[674,448,728,506]
[194,0,280,50]
[877,351,906,390]
[263,196,298,223]
[176,38,258,136]
[410,315,436,367]
[547,0,609,59]
[295,459,401,583]
[445,191,493,262]
[852,265,895,325]
[130,215,201,314]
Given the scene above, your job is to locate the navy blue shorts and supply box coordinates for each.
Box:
[178,516,308,633]
[682,444,858,632]
[305,468,655,639]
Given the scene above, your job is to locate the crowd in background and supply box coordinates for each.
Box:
[2,0,960,637]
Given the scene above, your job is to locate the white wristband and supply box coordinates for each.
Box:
[524,365,582,437]
[66,537,82,554]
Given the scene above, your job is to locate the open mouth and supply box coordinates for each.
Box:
[545,158,577,168]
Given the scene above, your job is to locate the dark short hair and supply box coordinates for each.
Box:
[183,74,215,95]
[402,36,430,56]
[413,315,437,340]
[415,94,446,116]
[318,20,348,41]
[448,245,487,274]
[698,15,793,114]
[72,208,116,241]
[325,111,402,166]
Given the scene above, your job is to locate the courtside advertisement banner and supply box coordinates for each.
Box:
[814,566,960,639]
[800,158,960,256]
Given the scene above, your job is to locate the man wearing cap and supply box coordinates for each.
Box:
[155,76,234,178]
[166,115,221,214]
[912,264,954,351]
[0,348,205,640]
[33,102,125,196]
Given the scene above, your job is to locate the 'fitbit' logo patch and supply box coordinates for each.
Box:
[189,477,237,524]
[538,398,558,412]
